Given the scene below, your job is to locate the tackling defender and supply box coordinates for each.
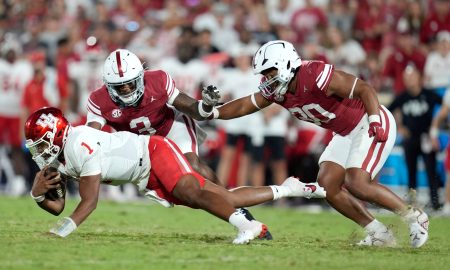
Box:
[205,40,429,248]
[85,49,269,235]
[25,107,325,244]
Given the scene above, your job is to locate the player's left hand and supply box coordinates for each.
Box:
[368,121,387,142]
[49,217,77,237]
[202,85,221,107]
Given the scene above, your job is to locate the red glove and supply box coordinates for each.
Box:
[368,115,388,142]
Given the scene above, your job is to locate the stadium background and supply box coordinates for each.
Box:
[0,0,449,211]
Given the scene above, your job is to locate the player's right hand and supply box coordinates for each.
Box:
[31,166,61,197]
[202,85,221,107]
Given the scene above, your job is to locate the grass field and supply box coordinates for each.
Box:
[1,196,449,270]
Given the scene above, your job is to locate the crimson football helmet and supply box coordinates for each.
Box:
[24,107,71,169]
[253,40,301,101]
[103,49,144,107]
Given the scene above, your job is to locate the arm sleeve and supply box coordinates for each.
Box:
[86,111,106,127]
[86,95,107,127]
[313,62,334,93]
[163,71,180,105]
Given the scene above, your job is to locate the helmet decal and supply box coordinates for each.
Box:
[115,50,124,77]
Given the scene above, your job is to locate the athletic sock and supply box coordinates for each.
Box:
[364,219,387,234]
[229,210,253,230]
[269,185,291,200]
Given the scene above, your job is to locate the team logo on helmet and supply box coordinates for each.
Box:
[112,109,122,118]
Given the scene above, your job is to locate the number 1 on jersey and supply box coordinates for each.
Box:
[81,142,93,154]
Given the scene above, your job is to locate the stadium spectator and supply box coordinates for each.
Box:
[353,0,392,53]
[327,0,355,38]
[208,40,430,248]
[251,104,290,207]
[396,0,426,39]
[388,65,442,210]
[214,47,263,188]
[193,2,239,52]
[382,29,426,95]
[430,89,450,217]
[420,0,450,44]
[290,0,328,45]
[157,27,210,98]
[0,34,33,195]
[325,26,367,76]
[25,107,325,242]
[424,30,450,91]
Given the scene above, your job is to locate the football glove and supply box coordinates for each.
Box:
[368,115,387,142]
[201,85,221,107]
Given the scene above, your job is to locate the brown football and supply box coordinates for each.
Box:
[44,167,66,200]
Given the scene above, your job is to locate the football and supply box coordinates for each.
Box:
[43,166,66,200]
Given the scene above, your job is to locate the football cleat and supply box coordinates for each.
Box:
[238,208,273,240]
[406,208,429,248]
[281,177,326,199]
[357,228,397,247]
[232,221,269,245]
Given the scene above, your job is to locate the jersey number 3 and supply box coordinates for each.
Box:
[130,116,157,135]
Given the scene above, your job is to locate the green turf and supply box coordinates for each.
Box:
[0,196,449,270]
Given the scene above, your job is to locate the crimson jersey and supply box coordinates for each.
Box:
[265,61,365,136]
[87,70,177,136]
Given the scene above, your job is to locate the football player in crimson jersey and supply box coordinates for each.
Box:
[206,40,430,248]
[24,107,325,244]
[84,48,273,239]
[86,49,219,182]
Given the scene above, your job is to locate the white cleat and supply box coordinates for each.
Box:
[282,177,326,199]
[232,221,269,245]
[357,229,397,247]
[406,208,429,248]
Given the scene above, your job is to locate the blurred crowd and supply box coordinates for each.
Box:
[0,0,450,212]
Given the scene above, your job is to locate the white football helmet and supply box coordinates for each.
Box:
[103,49,144,107]
[252,40,301,101]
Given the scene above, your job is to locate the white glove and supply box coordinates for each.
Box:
[49,217,77,237]
[201,85,221,107]
[144,189,174,208]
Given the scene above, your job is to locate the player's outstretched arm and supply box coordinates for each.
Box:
[49,174,101,237]
[215,92,271,120]
[172,85,221,120]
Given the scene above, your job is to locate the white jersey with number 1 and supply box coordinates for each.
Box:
[62,126,151,190]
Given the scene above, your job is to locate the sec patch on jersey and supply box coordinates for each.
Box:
[43,166,66,200]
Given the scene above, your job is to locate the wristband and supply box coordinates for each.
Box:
[368,115,381,124]
[212,108,220,119]
[430,127,439,138]
[30,190,45,203]
[198,101,213,118]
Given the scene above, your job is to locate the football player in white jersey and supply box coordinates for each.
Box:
[25,107,326,244]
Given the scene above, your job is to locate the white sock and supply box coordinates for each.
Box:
[364,219,387,234]
[443,202,450,212]
[229,210,252,230]
[270,185,291,200]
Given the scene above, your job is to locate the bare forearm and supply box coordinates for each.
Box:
[217,96,260,120]
[70,199,98,226]
[37,198,65,216]
[359,83,381,116]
